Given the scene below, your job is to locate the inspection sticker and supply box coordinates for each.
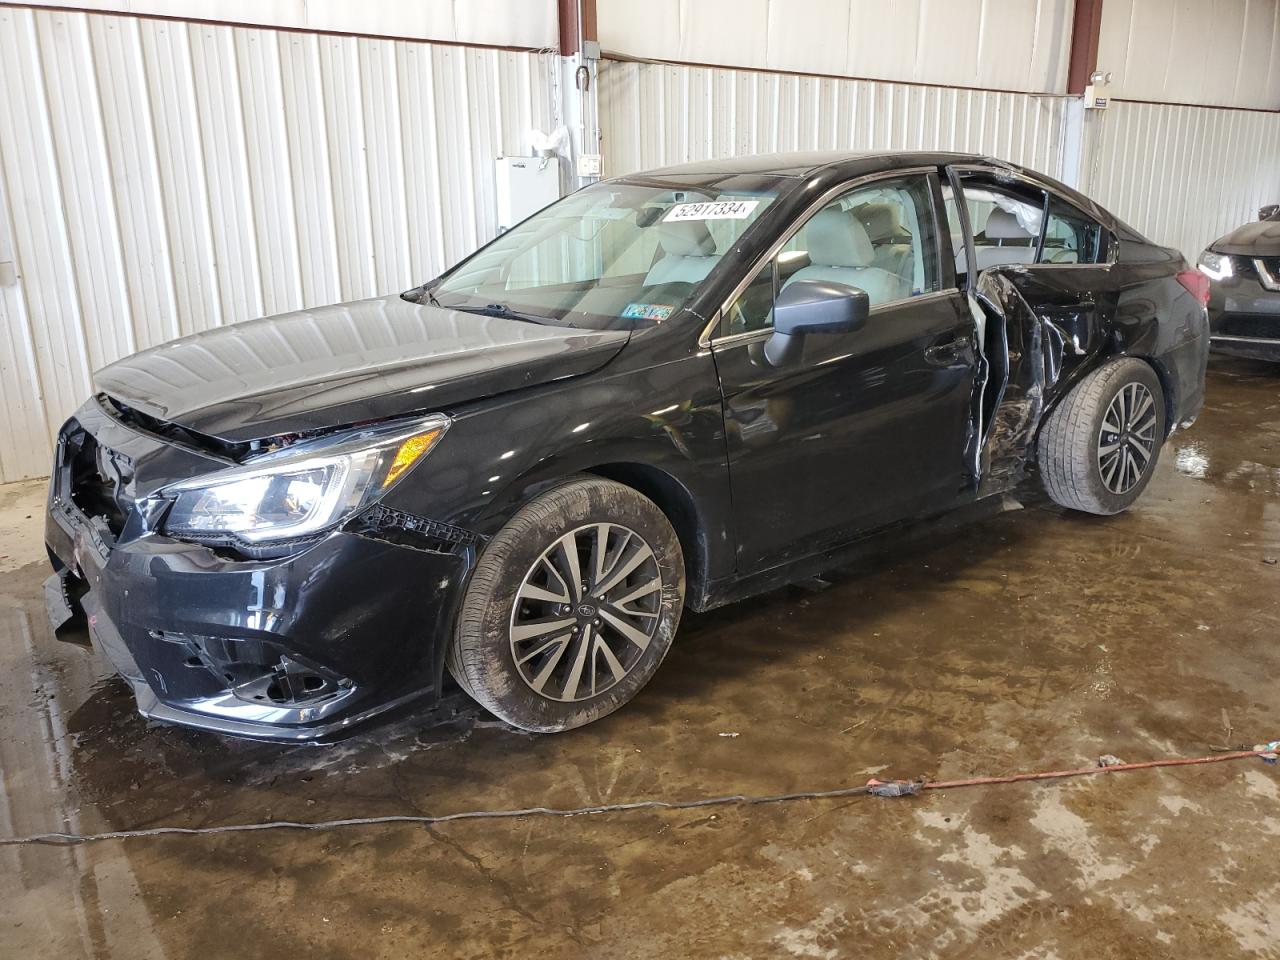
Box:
[622,302,674,321]
[664,199,760,222]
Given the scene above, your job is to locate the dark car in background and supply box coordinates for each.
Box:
[44,152,1210,742]
[1199,206,1280,360]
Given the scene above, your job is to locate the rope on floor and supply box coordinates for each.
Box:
[3,741,1276,846]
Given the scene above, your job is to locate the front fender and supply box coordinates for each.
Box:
[378,350,736,581]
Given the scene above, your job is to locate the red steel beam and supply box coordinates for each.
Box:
[1067,0,1105,95]
[557,0,597,56]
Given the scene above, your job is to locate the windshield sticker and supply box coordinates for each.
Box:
[622,302,675,322]
[664,199,760,223]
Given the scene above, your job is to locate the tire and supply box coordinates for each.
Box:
[1037,357,1167,515]
[447,477,685,733]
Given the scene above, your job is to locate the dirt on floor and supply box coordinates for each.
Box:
[1,356,1278,959]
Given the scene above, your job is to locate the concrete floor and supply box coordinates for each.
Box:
[2,355,1278,959]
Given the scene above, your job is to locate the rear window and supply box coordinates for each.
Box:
[1042,200,1106,264]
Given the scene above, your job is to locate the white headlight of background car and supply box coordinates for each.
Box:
[162,415,449,543]
[1196,250,1233,281]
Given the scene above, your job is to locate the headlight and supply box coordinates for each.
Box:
[1196,250,1233,281]
[162,415,448,543]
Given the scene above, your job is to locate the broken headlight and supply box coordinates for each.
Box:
[162,415,448,544]
[1196,250,1233,281]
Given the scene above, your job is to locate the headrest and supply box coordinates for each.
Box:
[984,208,1034,240]
[657,220,716,257]
[856,202,908,244]
[806,208,875,268]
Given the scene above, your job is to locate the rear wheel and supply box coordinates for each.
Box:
[1037,358,1166,515]
[447,477,685,732]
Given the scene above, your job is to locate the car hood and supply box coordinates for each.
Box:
[1211,218,1280,256]
[94,295,631,442]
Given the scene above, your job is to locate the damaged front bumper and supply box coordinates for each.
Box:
[44,400,476,743]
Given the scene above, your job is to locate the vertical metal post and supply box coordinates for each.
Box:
[556,0,601,190]
[1062,1,1104,192]
[1061,98,1087,190]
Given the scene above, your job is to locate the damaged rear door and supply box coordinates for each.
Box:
[944,166,1120,494]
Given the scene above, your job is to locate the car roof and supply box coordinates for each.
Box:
[633,150,988,179]
[621,150,1150,245]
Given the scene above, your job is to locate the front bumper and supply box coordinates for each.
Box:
[1207,264,1280,361]
[45,399,473,742]
[1208,329,1280,361]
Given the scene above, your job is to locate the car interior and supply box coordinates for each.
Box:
[949,179,1108,278]
[642,220,721,287]
[855,201,915,279]
[471,177,1107,332]
[778,207,911,304]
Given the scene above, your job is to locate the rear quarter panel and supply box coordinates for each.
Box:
[976,242,1206,492]
[1108,242,1209,427]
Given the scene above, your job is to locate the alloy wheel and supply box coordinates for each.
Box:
[1097,382,1157,495]
[509,522,663,702]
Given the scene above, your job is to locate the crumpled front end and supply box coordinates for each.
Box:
[44,396,475,742]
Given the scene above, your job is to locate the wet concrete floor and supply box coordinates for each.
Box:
[1,355,1278,958]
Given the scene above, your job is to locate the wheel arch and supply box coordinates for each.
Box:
[582,461,712,611]
[1033,349,1175,454]
[1130,351,1178,440]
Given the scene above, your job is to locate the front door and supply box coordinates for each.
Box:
[711,171,981,575]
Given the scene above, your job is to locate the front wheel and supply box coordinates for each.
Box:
[447,477,685,732]
[1037,358,1167,515]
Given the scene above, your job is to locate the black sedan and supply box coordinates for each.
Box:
[44,151,1210,740]
[1199,206,1280,360]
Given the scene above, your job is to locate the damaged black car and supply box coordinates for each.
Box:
[1199,205,1280,360]
[44,152,1210,741]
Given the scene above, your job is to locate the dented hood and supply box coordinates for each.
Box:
[94,295,630,442]
[1210,217,1280,256]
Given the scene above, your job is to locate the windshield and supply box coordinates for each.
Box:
[429,173,789,329]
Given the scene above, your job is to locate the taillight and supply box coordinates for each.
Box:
[1176,269,1210,305]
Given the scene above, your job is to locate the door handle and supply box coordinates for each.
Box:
[925,336,969,366]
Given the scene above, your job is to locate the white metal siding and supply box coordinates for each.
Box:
[599,58,1280,275]
[599,59,1072,179]
[1080,99,1280,260]
[597,0,1074,95]
[0,6,557,482]
[18,0,560,50]
[1097,0,1280,111]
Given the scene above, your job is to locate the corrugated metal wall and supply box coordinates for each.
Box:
[19,0,560,50]
[1081,100,1280,260]
[598,59,1072,180]
[599,58,1280,270]
[1097,0,1280,110]
[597,0,1074,94]
[3,10,1279,484]
[0,6,557,483]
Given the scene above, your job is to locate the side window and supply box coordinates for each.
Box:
[725,259,776,335]
[724,176,940,336]
[1040,201,1105,264]
[945,181,1046,278]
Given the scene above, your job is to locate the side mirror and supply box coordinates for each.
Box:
[764,279,870,366]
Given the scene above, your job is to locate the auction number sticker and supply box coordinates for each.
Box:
[664,199,760,222]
